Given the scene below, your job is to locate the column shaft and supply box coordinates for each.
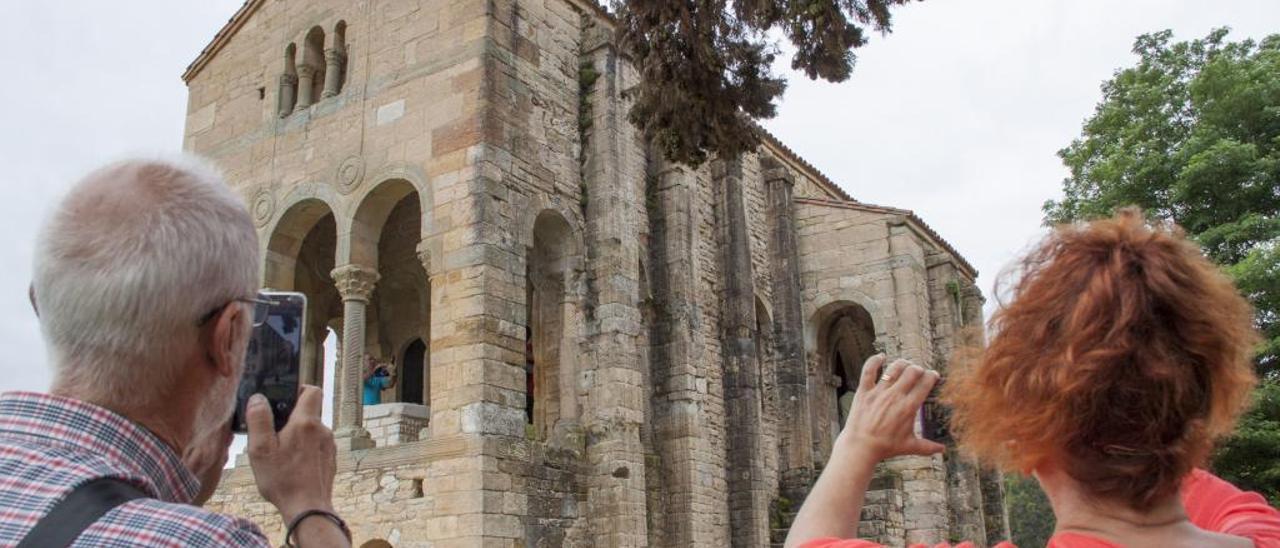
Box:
[296,65,317,110]
[331,264,378,450]
[322,48,343,98]
[277,73,297,117]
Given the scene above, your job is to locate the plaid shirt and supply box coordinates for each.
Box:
[0,391,270,547]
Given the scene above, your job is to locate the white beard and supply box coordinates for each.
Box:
[193,370,238,438]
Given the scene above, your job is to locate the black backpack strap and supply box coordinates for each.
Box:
[16,477,148,548]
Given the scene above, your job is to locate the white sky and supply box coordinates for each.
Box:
[0,1,1277,451]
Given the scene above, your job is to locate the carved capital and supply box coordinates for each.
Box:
[278,73,297,86]
[324,47,346,65]
[331,264,379,302]
[297,64,318,79]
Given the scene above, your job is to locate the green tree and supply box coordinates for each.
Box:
[613,0,918,166]
[1044,28,1280,503]
[1214,380,1280,506]
[1005,475,1055,548]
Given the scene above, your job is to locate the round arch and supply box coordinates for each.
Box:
[338,162,433,267]
[263,196,337,290]
[344,179,421,268]
[524,208,583,437]
[516,194,584,251]
[804,290,887,353]
[807,296,884,459]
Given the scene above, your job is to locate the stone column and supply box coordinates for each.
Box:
[299,320,321,387]
[331,264,378,450]
[322,48,344,98]
[416,243,432,410]
[330,318,344,425]
[276,73,297,118]
[762,157,815,503]
[713,158,770,548]
[296,64,317,110]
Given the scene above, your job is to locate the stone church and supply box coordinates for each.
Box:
[183,0,1009,546]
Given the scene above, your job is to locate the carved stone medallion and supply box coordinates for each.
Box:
[250,187,275,228]
[336,155,365,194]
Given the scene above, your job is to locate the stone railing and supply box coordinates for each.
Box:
[362,402,430,446]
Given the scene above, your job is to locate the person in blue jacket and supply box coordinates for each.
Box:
[362,355,397,405]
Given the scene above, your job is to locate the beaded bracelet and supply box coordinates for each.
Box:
[284,509,351,547]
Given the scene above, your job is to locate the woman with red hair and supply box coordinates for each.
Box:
[786,209,1280,547]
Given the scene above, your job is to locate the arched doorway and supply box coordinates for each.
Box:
[401,338,426,405]
[813,303,877,460]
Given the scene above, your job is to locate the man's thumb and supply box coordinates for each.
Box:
[245,394,277,455]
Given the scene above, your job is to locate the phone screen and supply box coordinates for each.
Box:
[232,292,305,433]
[921,383,950,444]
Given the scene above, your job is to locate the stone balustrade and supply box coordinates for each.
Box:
[362,402,430,447]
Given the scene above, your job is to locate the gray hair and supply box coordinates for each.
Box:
[33,155,260,407]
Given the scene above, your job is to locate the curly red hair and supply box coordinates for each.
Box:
[943,208,1258,510]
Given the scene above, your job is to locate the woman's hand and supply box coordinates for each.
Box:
[838,354,945,461]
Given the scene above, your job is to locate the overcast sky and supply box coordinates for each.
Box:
[1,2,1277,414]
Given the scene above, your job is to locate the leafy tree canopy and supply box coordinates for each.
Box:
[613,0,917,166]
[1045,28,1280,504]
[1044,28,1280,376]
[1005,474,1054,548]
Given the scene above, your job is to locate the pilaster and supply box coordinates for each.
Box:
[713,157,770,547]
[579,24,649,546]
[762,157,815,502]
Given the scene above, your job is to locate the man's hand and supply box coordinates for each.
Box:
[838,354,945,461]
[245,385,337,522]
[182,420,233,506]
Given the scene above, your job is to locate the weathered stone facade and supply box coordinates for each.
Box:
[183,0,1008,546]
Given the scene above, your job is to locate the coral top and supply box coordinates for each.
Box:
[800,469,1280,548]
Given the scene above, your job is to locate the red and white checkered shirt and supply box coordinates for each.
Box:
[0,391,270,547]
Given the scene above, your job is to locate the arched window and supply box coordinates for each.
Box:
[524,211,579,437]
[331,20,348,96]
[278,43,298,117]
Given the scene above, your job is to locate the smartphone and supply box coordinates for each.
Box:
[231,291,306,434]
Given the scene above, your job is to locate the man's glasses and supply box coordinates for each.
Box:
[197,294,277,327]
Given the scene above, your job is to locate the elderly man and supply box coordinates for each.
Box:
[2,157,350,547]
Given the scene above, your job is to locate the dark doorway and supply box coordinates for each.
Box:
[402,339,425,405]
